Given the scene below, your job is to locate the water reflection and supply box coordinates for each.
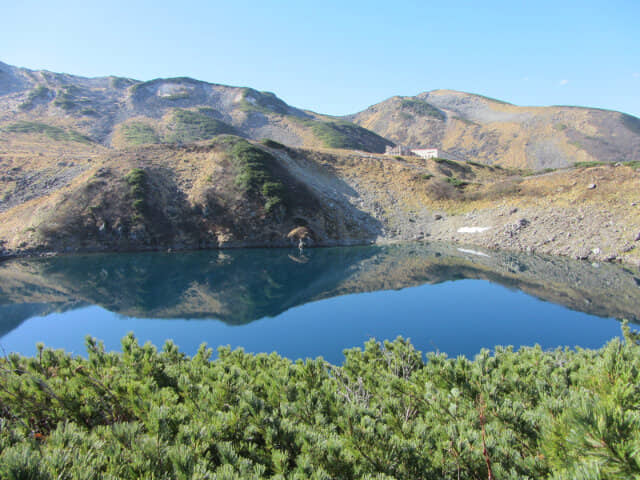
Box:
[1,243,638,339]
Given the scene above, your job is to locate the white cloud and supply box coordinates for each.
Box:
[559,79,569,86]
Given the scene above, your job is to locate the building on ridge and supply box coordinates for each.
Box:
[385,145,439,159]
[385,145,414,156]
[411,148,439,159]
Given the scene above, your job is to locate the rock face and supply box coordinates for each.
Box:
[348,90,640,170]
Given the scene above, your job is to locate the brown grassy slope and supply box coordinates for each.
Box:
[348,90,640,170]
[0,136,383,255]
[0,131,638,266]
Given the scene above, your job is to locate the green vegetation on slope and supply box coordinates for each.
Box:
[260,138,287,150]
[445,176,468,188]
[230,140,288,213]
[574,161,607,168]
[400,98,445,120]
[310,120,390,152]
[18,85,51,110]
[1,325,639,479]
[166,109,237,143]
[433,157,473,175]
[52,85,82,111]
[1,121,92,144]
[240,89,293,116]
[124,168,148,220]
[120,122,161,145]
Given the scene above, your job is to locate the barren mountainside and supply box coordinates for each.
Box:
[348,90,640,170]
[0,61,391,152]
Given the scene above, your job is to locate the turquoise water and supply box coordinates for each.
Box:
[0,244,637,363]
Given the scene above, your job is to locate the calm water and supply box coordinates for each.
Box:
[0,244,638,364]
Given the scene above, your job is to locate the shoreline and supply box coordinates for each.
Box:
[2,232,638,270]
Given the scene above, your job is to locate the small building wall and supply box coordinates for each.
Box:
[411,148,439,159]
[385,145,415,156]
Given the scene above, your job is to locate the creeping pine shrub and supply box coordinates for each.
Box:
[399,98,445,120]
[574,161,607,168]
[445,176,468,188]
[230,141,288,214]
[260,138,286,150]
[1,325,640,479]
[2,121,92,144]
[120,123,160,145]
[166,109,236,143]
[308,120,390,152]
[124,168,148,219]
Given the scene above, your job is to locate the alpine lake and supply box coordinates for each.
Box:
[1,243,639,364]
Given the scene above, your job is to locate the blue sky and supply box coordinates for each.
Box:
[2,0,639,117]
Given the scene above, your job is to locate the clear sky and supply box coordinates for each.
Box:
[2,0,639,117]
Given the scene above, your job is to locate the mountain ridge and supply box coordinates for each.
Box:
[349,89,640,169]
[2,61,640,171]
[0,61,392,153]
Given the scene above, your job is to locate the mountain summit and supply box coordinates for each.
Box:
[347,89,640,169]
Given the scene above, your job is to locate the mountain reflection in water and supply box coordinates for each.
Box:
[0,243,638,360]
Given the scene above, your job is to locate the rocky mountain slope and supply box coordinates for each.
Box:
[0,61,391,152]
[0,62,639,266]
[348,90,640,170]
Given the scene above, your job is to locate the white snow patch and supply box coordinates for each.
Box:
[457,226,491,233]
[457,248,490,258]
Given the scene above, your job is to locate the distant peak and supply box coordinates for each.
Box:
[424,89,512,105]
[426,89,462,95]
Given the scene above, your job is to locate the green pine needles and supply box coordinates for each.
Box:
[1,325,640,479]
[230,141,288,214]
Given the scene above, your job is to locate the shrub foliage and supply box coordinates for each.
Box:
[120,122,161,145]
[2,121,92,144]
[1,326,639,479]
[230,141,288,214]
[124,168,148,220]
[399,99,445,120]
[167,109,237,143]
